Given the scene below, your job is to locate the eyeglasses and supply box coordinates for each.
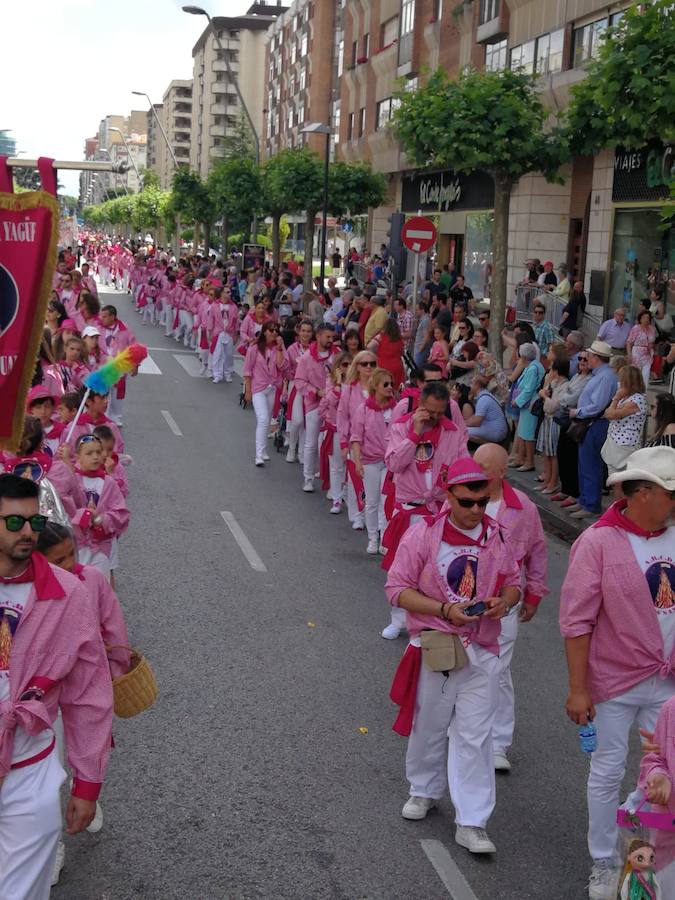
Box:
[381,381,393,387]
[453,496,490,509]
[359,361,377,368]
[0,514,48,533]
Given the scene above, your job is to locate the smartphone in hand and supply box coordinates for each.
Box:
[463,601,487,617]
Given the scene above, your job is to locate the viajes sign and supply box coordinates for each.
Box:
[0,158,59,450]
[612,142,674,204]
[401,168,494,214]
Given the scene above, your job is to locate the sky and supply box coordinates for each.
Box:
[1,0,251,195]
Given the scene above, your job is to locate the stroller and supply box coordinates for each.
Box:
[273,399,288,453]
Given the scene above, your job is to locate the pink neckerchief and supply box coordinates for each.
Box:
[0,553,65,599]
[309,342,333,364]
[365,396,396,411]
[594,499,667,539]
[74,466,107,479]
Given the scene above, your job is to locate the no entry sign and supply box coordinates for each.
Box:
[401,216,437,254]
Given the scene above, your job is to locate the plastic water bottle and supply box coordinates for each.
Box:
[578,722,597,754]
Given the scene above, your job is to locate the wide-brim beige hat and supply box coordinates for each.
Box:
[606,446,675,491]
[588,339,612,359]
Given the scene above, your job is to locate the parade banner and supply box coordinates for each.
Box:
[0,187,60,450]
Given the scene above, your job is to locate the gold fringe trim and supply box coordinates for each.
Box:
[0,190,61,452]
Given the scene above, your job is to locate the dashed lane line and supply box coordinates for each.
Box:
[219,511,267,572]
[160,410,183,437]
[420,840,481,900]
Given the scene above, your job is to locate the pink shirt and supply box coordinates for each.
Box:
[75,564,130,679]
[351,401,392,463]
[101,319,135,357]
[492,482,548,606]
[385,513,521,647]
[639,696,675,872]
[319,381,341,430]
[385,414,470,505]
[337,382,369,450]
[243,343,289,394]
[391,396,468,442]
[71,473,130,557]
[560,520,675,703]
[294,345,336,413]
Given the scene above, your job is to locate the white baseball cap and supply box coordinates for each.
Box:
[82,325,101,337]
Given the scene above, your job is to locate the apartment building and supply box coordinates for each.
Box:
[146,105,164,175]
[157,80,193,190]
[89,112,148,199]
[264,0,337,160]
[190,3,287,179]
[79,137,99,205]
[338,0,672,315]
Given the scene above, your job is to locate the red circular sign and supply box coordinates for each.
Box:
[401,216,437,254]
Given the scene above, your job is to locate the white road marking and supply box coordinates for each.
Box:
[220,511,267,572]
[419,840,480,900]
[161,410,183,436]
[172,354,204,377]
[145,346,193,354]
[138,354,162,375]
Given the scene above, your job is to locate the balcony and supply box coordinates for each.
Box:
[210,102,238,116]
[174,133,191,147]
[173,102,191,113]
[213,58,239,73]
[212,81,237,95]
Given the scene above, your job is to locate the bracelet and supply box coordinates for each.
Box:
[440,602,447,620]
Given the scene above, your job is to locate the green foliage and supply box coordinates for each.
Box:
[328,161,387,217]
[262,147,324,216]
[171,167,216,227]
[208,156,261,232]
[140,168,161,191]
[566,0,675,154]
[218,111,256,161]
[392,66,565,185]
[13,168,41,191]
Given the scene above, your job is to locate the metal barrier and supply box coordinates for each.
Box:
[350,261,394,293]
[513,284,601,346]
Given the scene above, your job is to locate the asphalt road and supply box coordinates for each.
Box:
[54,286,642,900]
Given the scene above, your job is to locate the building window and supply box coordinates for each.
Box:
[299,68,306,91]
[333,101,341,142]
[485,38,507,71]
[573,17,608,67]
[376,98,392,130]
[298,105,305,124]
[363,33,369,58]
[291,42,297,64]
[288,108,294,130]
[479,0,499,25]
[301,32,308,56]
[337,39,344,76]
[380,16,399,49]
[352,40,358,66]
[358,106,366,137]
[535,28,564,75]
[510,39,535,74]
[347,112,354,140]
[398,0,415,66]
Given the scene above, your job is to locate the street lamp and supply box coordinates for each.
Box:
[132,90,178,167]
[301,122,331,294]
[108,126,141,183]
[182,4,261,241]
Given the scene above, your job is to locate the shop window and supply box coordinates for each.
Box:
[608,209,673,317]
[479,0,499,25]
[535,29,564,75]
[398,0,415,67]
[573,17,608,67]
[485,38,507,72]
[463,212,494,300]
[510,40,535,74]
[376,98,392,130]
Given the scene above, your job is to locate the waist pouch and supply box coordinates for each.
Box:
[420,630,468,673]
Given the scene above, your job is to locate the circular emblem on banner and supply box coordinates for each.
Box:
[0,263,19,338]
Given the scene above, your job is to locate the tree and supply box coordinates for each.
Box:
[392,67,565,351]
[208,156,262,253]
[565,1,675,154]
[262,148,323,272]
[13,168,41,191]
[219,111,256,161]
[140,168,161,191]
[171,168,216,253]
[328,161,387,219]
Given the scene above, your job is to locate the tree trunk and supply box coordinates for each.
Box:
[304,208,317,293]
[272,213,281,270]
[488,176,512,357]
[203,222,211,256]
[222,216,229,258]
[193,221,201,253]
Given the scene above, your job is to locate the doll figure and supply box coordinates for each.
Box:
[620,839,661,900]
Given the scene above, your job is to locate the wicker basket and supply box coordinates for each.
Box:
[110,647,158,719]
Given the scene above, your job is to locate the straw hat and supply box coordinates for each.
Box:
[606,446,675,492]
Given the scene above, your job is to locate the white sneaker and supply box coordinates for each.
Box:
[402,796,436,820]
[51,839,65,886]
[494,751,512,772]
[381,623,401,640]
[366,539,379,554]
[303,479,315,493]
[330,500,342,514]
[86,800,104,833]
[286,449,297,463]
[455,825,496,854]
[225,375,233,383]
[352,520,365,531]
[378,542,387,555]
[262,452,270,461]
[255,457,265,467]
[587,860,622,900]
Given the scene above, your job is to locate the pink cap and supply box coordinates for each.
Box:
[443,458,488,488]
[57,318,79,334]
[26,385,58,409]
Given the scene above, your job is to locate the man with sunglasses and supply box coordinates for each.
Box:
[0,475,113,899]
[386,458,520,854]
[560,446,675,900]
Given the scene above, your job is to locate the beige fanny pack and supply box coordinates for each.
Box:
[419,630,468,673]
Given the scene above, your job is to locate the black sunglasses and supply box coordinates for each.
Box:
[454,496,489,509]
[0,514,48,533]
[359,361,377,368]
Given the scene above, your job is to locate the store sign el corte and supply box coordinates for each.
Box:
[401,168,495,214]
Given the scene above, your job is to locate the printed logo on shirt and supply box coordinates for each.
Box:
[646,557,675,611]
[0,605,21,674]
[415,441,435,471]
[85,490,100,507]
[437,544,479,604]
[11,461,44,482]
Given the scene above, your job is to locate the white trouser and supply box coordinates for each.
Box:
[178,309,194,343]
[492,603,520,754]
[142,300,156,325]
[658,860,675,898]
[106,385,124,425]
[78,546,112,581]
[122,271,130,291]
[639,360,652,388]
[211,332,233,381]
[0,750,66,900]
[287,392,305,457]
[406,646,499,827]
[324,433,344,501]
[99,265,110,285]
[363,460,387,542]
[165,305,177,336]
[252,386,275,459]
[346,473,365,528]
[302,408,321,482]
[588,674,675,863]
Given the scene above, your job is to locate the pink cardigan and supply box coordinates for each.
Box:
[319,380,341,429]
[384,414,470,505]
[71,474,130,558]
[337,382,368,450]
[0,555,113,798]
[385,513,521,648]
[293,345,336,413]
[76,564,130,680]
[639,695,675,872]
[243,344,289,394]
[350,401,391,463]
[494,482,548,606]
[560,522,675,703]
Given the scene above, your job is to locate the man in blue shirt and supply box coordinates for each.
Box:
[566,340,618,519]
[596,308,632,355]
